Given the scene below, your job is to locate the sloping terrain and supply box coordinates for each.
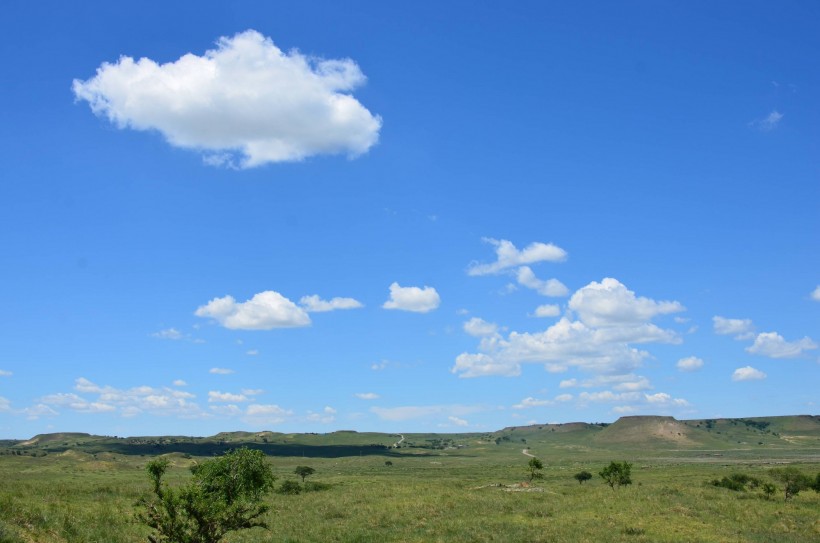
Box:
[3,415,818,459]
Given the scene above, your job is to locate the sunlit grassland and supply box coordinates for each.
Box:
[0,444,818,543]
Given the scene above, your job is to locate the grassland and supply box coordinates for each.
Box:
[0,416,818,542]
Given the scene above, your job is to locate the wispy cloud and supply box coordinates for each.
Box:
[300,295,363,312]
[749,110,783,131]
[468,239,567,276]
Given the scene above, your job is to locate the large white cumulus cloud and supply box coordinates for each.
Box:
[452,278,683,378]
[73,30,381,167]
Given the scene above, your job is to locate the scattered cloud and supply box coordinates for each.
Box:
[713,316,755,339]
[38,393,116,413]
[811,286,820,302]
[299,294,363,312]
[355,392,380,400]
[749,110,783,131]
[0,370,11,377]
[463,317,498,337]
[382,282,440,313]
[208,391,249,403]
[643,392,690,407]
[559,379,577,388]
[23,404,59,420]
[209,367,235,375]
[173,380,187,387]
[307,406,336,424]
[246,349,259,356]
[516,266,569,297]
[40,378,201,418]
[453,278,683,379]
[676,356,704,372]
[467,239,567,276]
[746,332,817,359]
[0,397,10,412]
[732,366,767,381]
[73,30,381,168]
[152,328,183,340]
[512,397,552,409]
[533,304,561,318]
[370,404,482,422]
[195,290,311,330]
[244,404,293,425]
[448,416,469,427]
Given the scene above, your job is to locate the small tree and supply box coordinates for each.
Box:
[770,467,812,501]
[138,448,275,543]
[527,457,544,482]
[574,470,592,484]
[600,461,632,490]
[384,461,393,467]
[294,465,315,483]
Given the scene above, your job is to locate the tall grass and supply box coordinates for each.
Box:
[0,452,817,542]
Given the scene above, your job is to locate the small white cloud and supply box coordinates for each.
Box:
[173,379,187,387]
[195,290,311,330]
[732,366,767,381]
[299,295,363,312]
[448,416,469,427]
[677,356,704,372]
[0,397,10,411]
[746,332,817,359]
[612,377,652,392]
[370,404,481,422]
[811,286,820,302]
[554,393,573,402]
[73,30,381,168]
[713,316,755,339]
[643,392,689,407]
[23,404,59,420]
[382,282,440,313]
[468,239,567,276]
[516,267,569,297]
[0,370,11,377]
[307,406,337,423]
[208,391,249,403]
[749,110,783,131]
[463,317,498,337]
[512,397,551,409]
[355,392,380,400]
[244,403,293,424]
[451,352,521,378]
[152,328,183,340]
[559,379,577,388]
[209,367,235,375]
[210,404,244,417]
[533,304,561,318]
[246,349,259,356]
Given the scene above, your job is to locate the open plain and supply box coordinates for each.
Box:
[0,415,818,542]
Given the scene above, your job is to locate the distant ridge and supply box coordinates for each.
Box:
[4,415,818,457]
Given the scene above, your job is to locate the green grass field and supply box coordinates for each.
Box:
[1,416,818,542]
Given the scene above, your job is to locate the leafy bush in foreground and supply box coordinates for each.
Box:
[137,448,275,543]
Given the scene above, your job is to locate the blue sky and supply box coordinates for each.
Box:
[1,1,818,438]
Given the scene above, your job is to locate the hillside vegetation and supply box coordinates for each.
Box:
[0,415,818,542]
